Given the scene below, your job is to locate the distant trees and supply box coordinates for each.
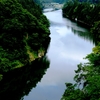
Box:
[62,0,100,26]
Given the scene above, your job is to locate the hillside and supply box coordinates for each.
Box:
[0,0,50,80]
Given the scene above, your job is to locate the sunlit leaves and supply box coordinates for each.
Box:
[92,44,100,54]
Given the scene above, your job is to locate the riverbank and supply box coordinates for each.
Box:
[62,14,91,28]
[62,1,100,29]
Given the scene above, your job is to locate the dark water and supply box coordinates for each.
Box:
[0,56,50,100]
[0,9,94,100]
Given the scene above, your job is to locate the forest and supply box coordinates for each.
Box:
[0,0,50,80]
[61,0,100,100]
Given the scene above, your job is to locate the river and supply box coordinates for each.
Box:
[24,9,94,100]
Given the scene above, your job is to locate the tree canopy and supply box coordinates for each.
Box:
[62,0,100,27]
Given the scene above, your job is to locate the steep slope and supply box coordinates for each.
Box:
[0,0,50,77]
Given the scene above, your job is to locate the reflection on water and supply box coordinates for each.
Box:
[46,10,95,45]
[0,56,50,100]
[71,27,96,45]
[62,17,97,45]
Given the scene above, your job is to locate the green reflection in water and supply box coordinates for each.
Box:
[0,56,50,100]
[72,27,96,45]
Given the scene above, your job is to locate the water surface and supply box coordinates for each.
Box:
[24,9,94,100]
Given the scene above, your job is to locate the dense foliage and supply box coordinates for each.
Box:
[0,0,50,79]
[62,0,100,26]
[61,1,100,100]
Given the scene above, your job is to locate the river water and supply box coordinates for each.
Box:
[24,9,94,100]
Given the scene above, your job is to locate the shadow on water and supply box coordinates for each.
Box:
[0,56,50,100]
[71,26,97,45]
[62,16,97,45]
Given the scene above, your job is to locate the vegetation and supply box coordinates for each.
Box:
[61,0,100,100]
[0,0,50,80]
[62,0,100,27]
